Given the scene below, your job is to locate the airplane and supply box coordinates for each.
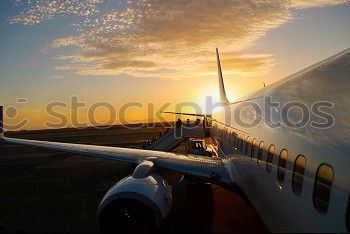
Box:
[1,47,350,232]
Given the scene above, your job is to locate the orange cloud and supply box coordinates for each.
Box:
[200,53,275,74]
[9,0,349,78]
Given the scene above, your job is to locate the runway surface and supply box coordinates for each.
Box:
[0,125,267,233]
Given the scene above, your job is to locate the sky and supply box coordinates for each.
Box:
[0,0,349,130]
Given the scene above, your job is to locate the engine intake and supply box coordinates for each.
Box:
[97,161,173,233]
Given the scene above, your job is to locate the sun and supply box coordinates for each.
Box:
[196,87,226,115]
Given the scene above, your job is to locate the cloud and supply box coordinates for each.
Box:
[51,37,83,48]
[50,75,64,79]
[9,0,103,25]
[290,0,349,8]
[9,0,349,78]
[200,53,275,74]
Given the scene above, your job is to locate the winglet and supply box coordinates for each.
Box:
[0,106,4,138]
[216,48,229,105]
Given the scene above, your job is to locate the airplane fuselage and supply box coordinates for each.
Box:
[210,48,350,232]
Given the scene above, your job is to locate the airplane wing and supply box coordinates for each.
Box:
[0,49,239,186]
[0,126,232,185]
[162,111,212,117]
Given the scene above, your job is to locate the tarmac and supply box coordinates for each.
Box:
[0,124,267,233]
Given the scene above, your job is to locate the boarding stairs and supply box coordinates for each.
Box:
[145,125,205,152]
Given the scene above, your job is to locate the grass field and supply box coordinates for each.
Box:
[0,124,267,233]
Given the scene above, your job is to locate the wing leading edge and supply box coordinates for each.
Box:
[1,135,232,184]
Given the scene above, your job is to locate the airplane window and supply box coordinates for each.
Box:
[238,134,241,149]
[313,164,334,214]
[266,145,275,173]
[233,133,237,148]
[238,135,241,151]
[257,141,264,166]
[292,155,306,196]
[250,139,257,161]
[241,135,246,154]
[239,138,243,151]
[236,134,241,150]
[245,137,251,157]
[277,149,288,183]
[233,134,237,148]
[240,135,245,153]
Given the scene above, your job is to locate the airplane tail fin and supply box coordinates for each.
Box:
[0,106,4,138]
[216,48,229,105]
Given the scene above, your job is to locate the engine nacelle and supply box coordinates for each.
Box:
[97,166,173,233]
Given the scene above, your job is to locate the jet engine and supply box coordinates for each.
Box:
[97,161,173,233]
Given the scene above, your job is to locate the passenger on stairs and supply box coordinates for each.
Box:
[176,119,182,128]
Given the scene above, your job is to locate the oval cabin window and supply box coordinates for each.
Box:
[237,135,241,151]
[266,145,275,173]
[234,133,238,148]
[277,149,288,183]
[240,135,245,153]
[241,135,246,154]
[250,139,257,161]
[257,141,264,165]
[232,132,236,146]
[313,164,334,214]
[245,137,251,157]
[292,155,306,196]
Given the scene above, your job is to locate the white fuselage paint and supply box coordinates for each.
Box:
[210,48,350,232]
